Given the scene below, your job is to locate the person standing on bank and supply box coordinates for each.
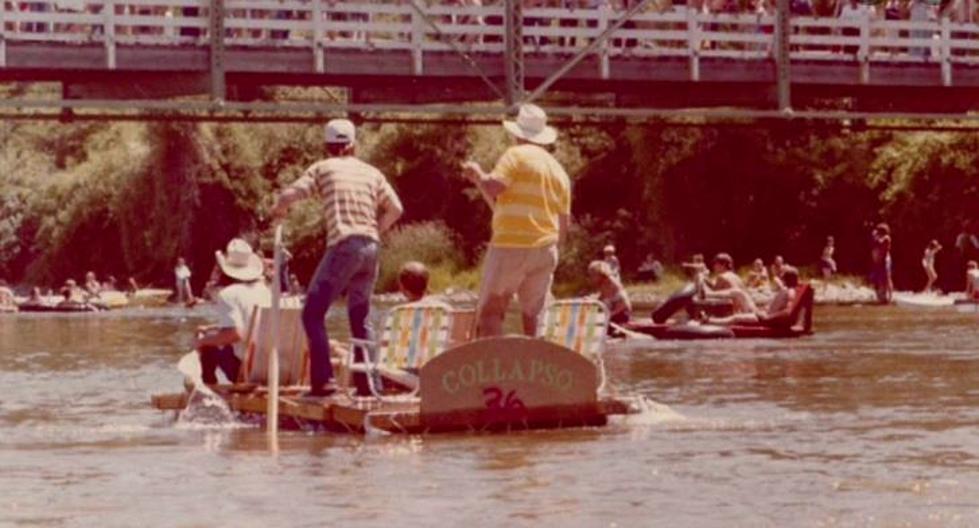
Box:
[272,119,404,397]
[194,238,271,385]
[462,104,572,337]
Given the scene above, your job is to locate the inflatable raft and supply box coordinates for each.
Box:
[625,284,815,340]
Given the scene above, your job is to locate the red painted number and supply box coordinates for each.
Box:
[483,387,526,411]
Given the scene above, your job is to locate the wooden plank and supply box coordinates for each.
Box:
[151,392,189,410]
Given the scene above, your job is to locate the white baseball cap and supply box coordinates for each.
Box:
[324,119,356,145]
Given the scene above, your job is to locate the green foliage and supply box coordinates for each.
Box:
[376,221,465,293]
[2,116,977,296]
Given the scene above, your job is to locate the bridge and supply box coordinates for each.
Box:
[4,0,979,121]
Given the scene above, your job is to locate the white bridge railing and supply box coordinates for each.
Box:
[3,0,979,83]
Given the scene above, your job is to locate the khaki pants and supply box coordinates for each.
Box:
[476,244,559,338]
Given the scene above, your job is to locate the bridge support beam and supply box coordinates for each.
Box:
[504,0,524,106]
[209,0,226,102]
[774,0,791,111]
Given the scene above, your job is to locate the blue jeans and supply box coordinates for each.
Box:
[302,236,379,393]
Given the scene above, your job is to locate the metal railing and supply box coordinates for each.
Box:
[3,1,979,83]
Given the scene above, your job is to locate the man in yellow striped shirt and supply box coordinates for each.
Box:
[463,104,571,337]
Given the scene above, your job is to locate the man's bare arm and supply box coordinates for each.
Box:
[462,161,508,206]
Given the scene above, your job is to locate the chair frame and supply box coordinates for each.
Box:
[539,298,610,393]
[346,302,455,401]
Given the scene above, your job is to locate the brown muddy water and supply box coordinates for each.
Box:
[1,305,978,527]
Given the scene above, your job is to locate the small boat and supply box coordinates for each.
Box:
[954,299,979,314]
[893,293,955,310]
[624,284,815,340]
[153,299,639,434]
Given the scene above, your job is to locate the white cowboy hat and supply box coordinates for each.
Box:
[215,238,264,282]
[502,104,558,146]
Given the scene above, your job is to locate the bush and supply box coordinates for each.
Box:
[377,221,465,292]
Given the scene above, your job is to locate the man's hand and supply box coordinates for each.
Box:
[461,161,483,183]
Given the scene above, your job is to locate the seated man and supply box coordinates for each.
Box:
[588,260,632,329]
[703,253,758,315]
[709,266,802,326]
[651,257,707,324]
[966,261,979,300]
[193,238,271,385]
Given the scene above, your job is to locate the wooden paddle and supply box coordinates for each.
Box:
[267,224,284,452]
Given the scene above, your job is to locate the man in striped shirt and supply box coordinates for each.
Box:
[463,104,572,337]
[273,119,403,396]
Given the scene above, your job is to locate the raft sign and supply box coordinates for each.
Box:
[419,336,599,417]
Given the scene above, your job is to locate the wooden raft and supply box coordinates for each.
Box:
[152,336,639,434]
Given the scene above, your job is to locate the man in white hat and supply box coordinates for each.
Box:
[272,119,403,397]
[462,103,572,337]
[194,238,271,385]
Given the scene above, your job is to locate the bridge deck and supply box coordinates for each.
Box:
[4,1,979,111]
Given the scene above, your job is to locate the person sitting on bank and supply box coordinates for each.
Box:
[704,253,758,315]
[708,266,802,326]
[193,238,271,385]
[588,260,631,328]
[770,255,787,290]
[966,261,979,300]
[603,245,621,281]
[745,258,770,289]
[637,253,663,282]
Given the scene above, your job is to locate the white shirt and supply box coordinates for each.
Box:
[213,281,272,359]
[175,264,192,281]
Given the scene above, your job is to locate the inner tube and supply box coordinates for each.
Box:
[18,302,102,313]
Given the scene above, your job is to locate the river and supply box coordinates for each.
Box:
[1,306,977,527]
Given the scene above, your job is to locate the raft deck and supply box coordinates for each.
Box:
[152,387,637,434]
[153,336,640,435]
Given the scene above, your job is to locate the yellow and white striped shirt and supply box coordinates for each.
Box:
[490,144,571,248]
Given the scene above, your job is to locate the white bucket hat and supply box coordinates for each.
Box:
[215,238,264,282]
[502,104,557,145]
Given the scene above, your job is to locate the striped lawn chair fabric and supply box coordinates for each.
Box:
[349,302,453,400]
[379,304,452,372]
[540,299,609,391]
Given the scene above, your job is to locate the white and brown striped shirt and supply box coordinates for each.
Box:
[290,156,402,248]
